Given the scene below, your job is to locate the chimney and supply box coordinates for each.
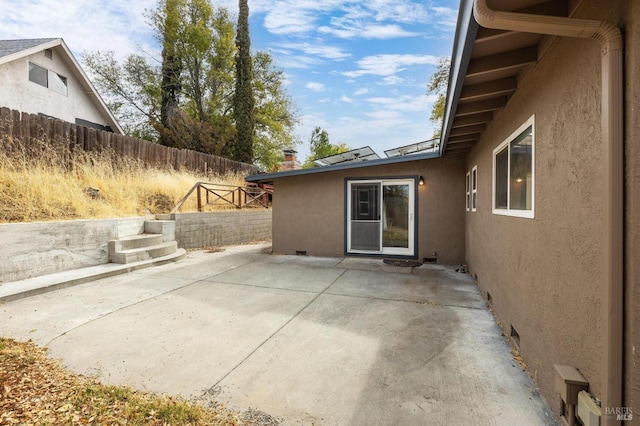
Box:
[281,149,301,171]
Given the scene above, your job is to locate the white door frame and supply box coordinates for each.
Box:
[346,178,415,256]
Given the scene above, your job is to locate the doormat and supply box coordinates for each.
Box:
[383,259,422,267]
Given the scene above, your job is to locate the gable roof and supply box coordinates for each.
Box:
[0,38,124,134]
[0,38,59,59]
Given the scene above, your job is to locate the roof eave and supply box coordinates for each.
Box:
[57,40,125,134]
[439,0,479,156]
[246,151,441,183]
[0,38,61,66]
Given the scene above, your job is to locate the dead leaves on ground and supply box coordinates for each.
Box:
[0,337,254,425]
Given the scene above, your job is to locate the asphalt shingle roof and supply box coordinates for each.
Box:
[0,38,58,58]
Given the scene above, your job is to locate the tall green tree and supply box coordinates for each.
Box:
[426,56,450,138]
[302,127,349,168]
[232,0,255,163]
[207,7,236,119]
[157,0,184,147]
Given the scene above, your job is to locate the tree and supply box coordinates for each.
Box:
[426,56,451,138]
[302,127,349,168]
[231,0,255,164]
[157,0,184,147]
[82,51,161,140]
[253,51,300,171]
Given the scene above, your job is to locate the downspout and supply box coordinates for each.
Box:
[472,1,624,425]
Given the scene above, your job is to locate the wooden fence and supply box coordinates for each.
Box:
[0,107,258,175]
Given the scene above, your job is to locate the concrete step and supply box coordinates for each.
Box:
[144,220,175,242]
[0,248,187,304]
[109,241,178,264]
[109,234,163,253]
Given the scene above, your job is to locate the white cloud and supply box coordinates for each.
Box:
[306,82,326,92]
[318,22,418,40]
[366,94,429,112]
[263,8,318,35]
[255,0,439,38]
[256,0,345,35]
[274,42,350,60]
[365,0,430,23]
[0,0,158,61]
[341,95,354,104]
[273,53,325,69]
[432,7,458,29]
[343,54,440,78]
[364,110,405,121]
[354,88,370,96]
[380,76,405,85]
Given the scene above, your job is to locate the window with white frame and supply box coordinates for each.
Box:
[492,116,534,218]
[28,62,68,96]
[471,165,477,212]
[29,62,47,87]
[465,171,470,211]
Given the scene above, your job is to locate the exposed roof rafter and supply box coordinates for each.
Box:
[450,124,486,137]
[466,46,538,78]
[456,97,506,115]
[452,111,494,127]
[460,76,518,101]
[448,133,481,144]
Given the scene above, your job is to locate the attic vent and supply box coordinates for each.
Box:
[44,48,53,59]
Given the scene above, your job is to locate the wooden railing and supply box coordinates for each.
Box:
[171,182,273,213]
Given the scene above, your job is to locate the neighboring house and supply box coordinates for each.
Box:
[248,0,639,424]
[0,38,122,133]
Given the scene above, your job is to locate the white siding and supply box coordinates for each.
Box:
[0,46,111,127]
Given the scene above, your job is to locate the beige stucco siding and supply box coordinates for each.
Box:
[0,46,111,127]
[624,0,640,413]
[463,1,623,413]
[271,155,466,265]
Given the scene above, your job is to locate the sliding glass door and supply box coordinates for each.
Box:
[347,179,415,256]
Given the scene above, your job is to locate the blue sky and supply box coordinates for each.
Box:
[0,0,459,162]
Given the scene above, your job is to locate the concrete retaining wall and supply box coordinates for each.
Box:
[0,217,146,283]
[173,210,272,249]
[0,210,272,283]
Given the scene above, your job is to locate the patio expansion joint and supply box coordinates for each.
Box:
[44,274,224,347]
[322,291,486,310]
[205,268,350,394]
[44,255,264,346]
[201,280,323,295]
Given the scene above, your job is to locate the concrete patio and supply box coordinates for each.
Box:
[0,243,558,425]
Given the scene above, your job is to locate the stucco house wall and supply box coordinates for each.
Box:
[462,0,637,414]
[624,0,640,413]
[0,41,117,130]
[271,155,466,265]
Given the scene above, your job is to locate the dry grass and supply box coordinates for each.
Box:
[0,337,280,425]
[0,136,247,223]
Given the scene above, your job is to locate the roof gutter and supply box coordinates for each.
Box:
[473,1,624,424]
